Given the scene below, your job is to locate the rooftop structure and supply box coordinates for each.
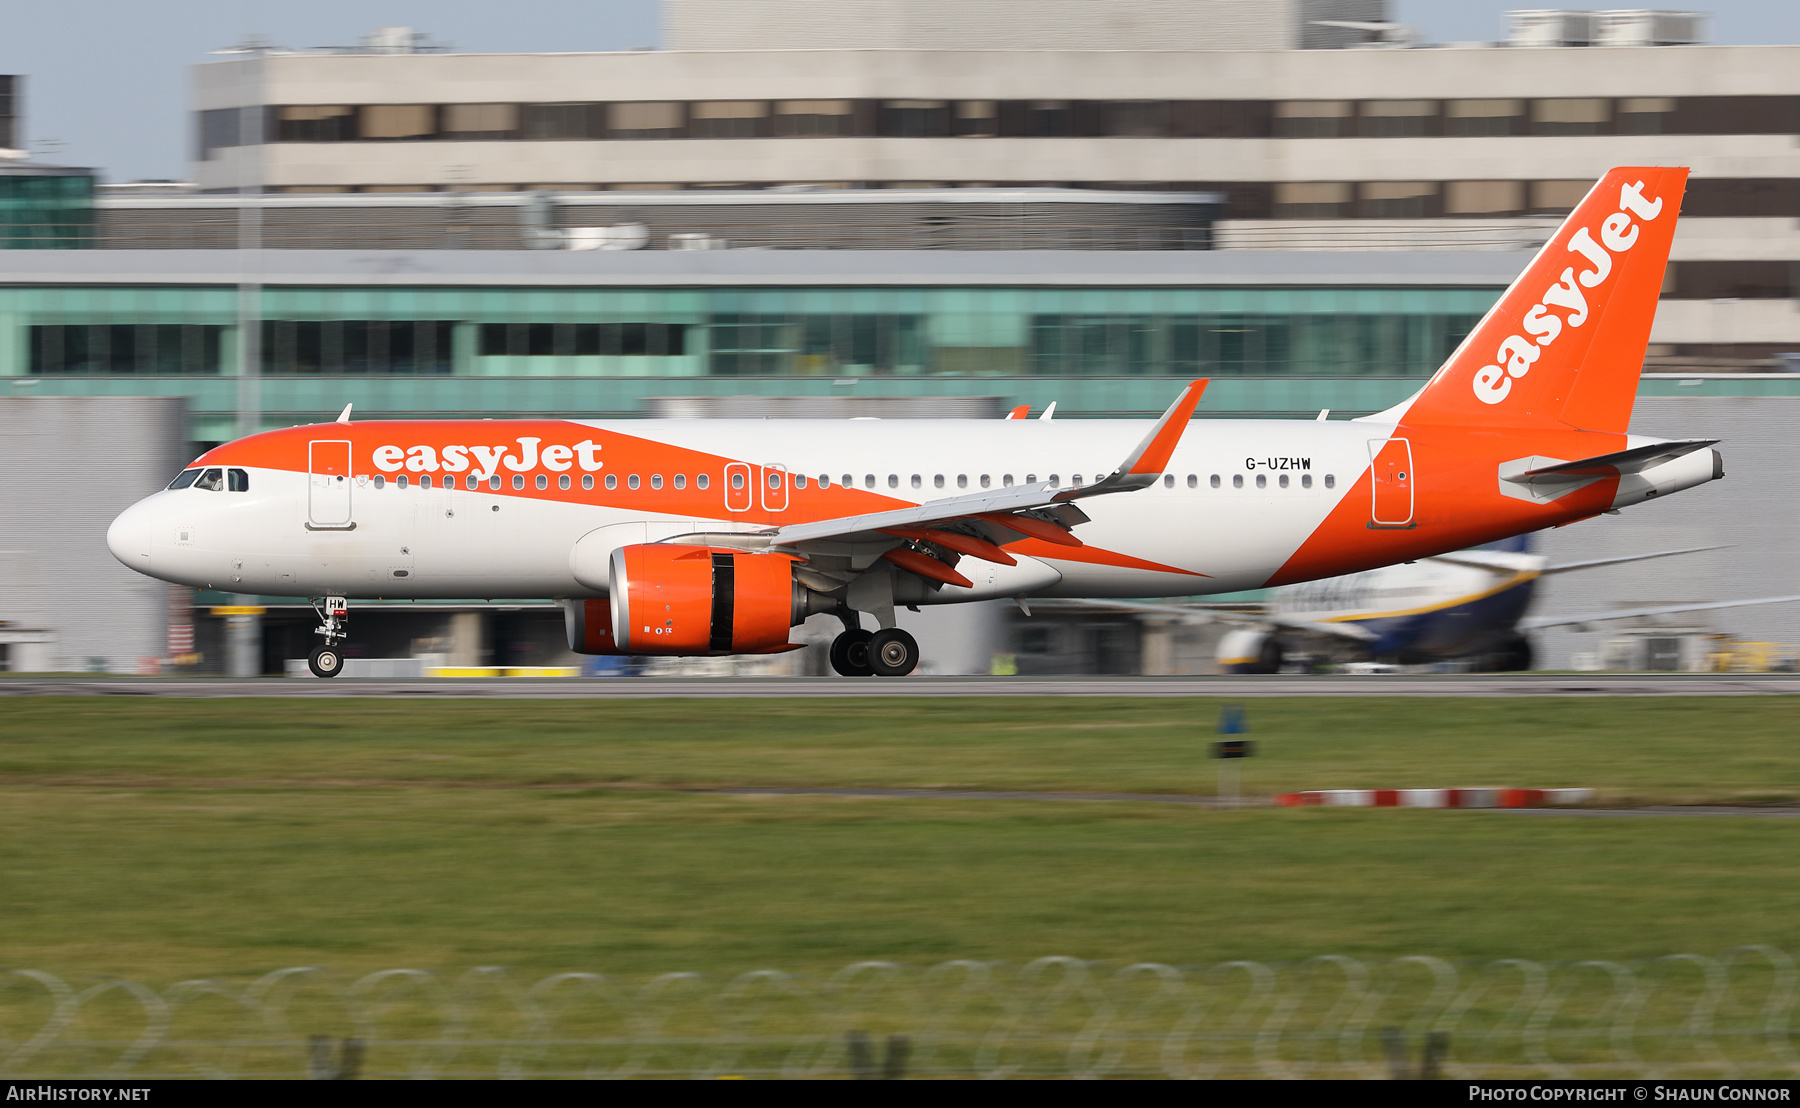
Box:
[0,161,95,249]
[664,0,1391,53]
[95,188,1223,252]
[0,75,19,157]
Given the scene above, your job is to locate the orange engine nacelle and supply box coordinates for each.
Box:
[563,597,624,655]
[604,545,804,656]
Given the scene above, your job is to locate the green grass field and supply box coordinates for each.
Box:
[2,695,1797,984]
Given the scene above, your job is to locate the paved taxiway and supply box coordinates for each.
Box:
[3,674,1799,698]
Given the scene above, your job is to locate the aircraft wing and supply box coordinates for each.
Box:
[1427,543,1729,576]
[764,379,1208,548]
[1540,544,1730,575]
[1052,597,1379,643]
[1521,594,1800,631]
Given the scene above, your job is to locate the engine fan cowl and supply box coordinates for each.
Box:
[609,544,805,655]
[563,598,624,655]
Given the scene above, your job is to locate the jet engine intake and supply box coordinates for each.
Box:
[563,598,624,655]
[609,544,816,655]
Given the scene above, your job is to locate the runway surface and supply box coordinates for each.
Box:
[4,673,1799,698]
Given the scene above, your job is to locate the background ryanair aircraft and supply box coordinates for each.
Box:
[1076,538,1800,672]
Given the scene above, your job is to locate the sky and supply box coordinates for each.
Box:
[2,1,1797,183]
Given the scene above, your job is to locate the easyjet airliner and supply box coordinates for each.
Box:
[109,167,1724,679]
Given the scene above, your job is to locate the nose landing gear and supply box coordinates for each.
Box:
[308,595,348,679]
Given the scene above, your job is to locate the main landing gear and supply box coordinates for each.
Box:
[828,620,920,678]
[308,595,348,679]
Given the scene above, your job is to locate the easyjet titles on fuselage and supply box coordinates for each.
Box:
[370,437,605,481]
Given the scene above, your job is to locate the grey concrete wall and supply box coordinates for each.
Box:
[0,397,186,672]
[194,44,1800,112]
[665,0,1303,52]
[1533,397,1800,668]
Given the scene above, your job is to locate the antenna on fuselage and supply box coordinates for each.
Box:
[336,403,353,424]
[1038,402,1057,421]
[1316,409,1330,421]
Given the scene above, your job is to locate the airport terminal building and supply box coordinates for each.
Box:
[177,2,1800,362]
[1,2,1796,675]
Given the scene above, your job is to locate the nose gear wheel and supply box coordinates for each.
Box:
[308,646,344,679]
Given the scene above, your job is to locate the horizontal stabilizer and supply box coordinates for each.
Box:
[1506,439,1717,483]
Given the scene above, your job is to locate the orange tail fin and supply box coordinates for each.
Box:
[1397,167,1687,434]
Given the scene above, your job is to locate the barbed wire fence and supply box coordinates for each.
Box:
[3,949,1797,1079]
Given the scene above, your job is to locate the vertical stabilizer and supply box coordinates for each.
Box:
[1398,167,1687,433]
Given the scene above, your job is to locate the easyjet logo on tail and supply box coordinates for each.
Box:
[1472,181,1665,406]
[371,437,605,480]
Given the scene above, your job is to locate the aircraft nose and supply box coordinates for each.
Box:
[107,500,155,573]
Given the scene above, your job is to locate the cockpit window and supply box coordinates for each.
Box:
[194,468,225,492]
[167,469,202,490]
[228,468,249,492]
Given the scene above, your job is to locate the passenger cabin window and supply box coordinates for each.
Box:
[818,474,831,488]
[467,474,479,490]
[1302,474,1313,489]
[421,475,432,489]
[513,475,525,490]
[652,475,664,490]
[489,476,502,490]
[397,475,409,489]
[605,474,618,490]
[911,475,922,489]
[957,475,968,488]
[697,474,709,490]
[792,474,805,489]
[1256,474,1267,489]
[731,472,745,490]
[675,474,688,489]
[888,475,899,488]
[537,474,549,489]
[195,468,224,492]
[168,469,201,490]
[1188,475,1198,488]
[227,468,249,492]
[559,474,571,490]
[1233,475,1244,488]
[1163,474,1174,488]
[1279,474,1289,488]
[374,475,386,489]
[628,475,641,490]
[1324,474,1336,489]
[582,475,594,490]
[1210,475,1220,488]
